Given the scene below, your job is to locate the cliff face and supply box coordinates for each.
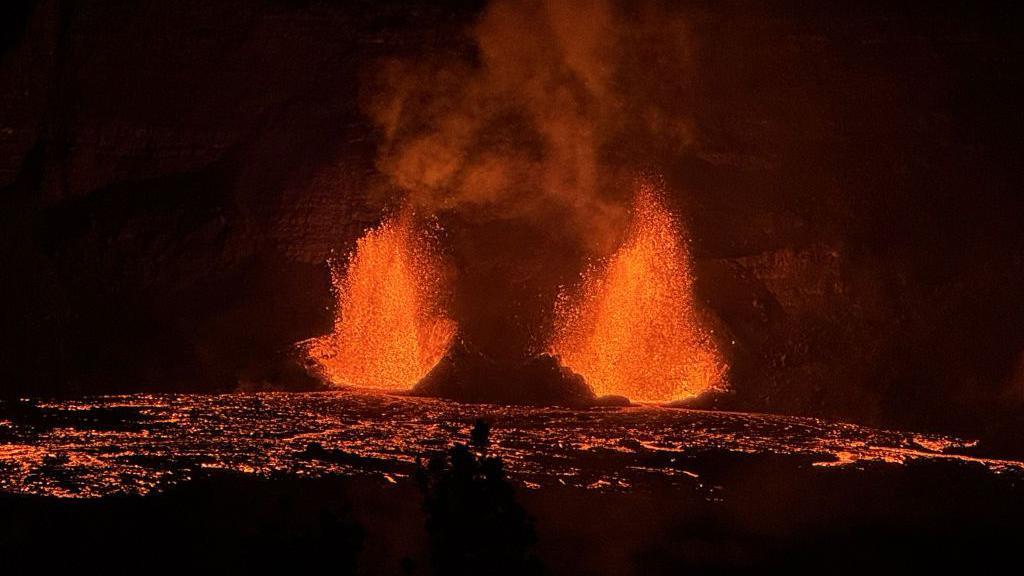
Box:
[1,1,1021,437]
[0,0,414,393]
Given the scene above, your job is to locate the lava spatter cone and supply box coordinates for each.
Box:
[412,339,608,408]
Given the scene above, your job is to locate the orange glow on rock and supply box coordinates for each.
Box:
[307,214,455,390]
[550,183,726,402]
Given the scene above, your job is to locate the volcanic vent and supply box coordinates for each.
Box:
[303,0,729,405]
[550,184,727,402]
[305,185,725,406]
[305,213,455,390]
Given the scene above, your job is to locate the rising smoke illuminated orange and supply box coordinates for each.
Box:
[306,214,455,390]
[550,184,726,402]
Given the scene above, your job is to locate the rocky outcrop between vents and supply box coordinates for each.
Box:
[412,341,628,408]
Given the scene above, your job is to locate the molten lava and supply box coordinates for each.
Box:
[307,214,455,390]
[551,184,726,402]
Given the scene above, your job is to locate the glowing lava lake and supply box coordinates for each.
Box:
[1,389,1021,498]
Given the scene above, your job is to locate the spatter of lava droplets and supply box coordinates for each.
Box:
[551,184,727,402]
[307,215,455,390]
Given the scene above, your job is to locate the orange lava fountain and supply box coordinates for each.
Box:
[306,214,455,390]
[550,184,726,402]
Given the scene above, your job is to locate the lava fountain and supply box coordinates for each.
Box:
[306,214,455,390]
[550,184,726,402]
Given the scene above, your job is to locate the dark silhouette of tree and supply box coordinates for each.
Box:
[416,419,542,576]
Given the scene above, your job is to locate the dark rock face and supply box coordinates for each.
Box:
[0,0,465,395]
[413,343,595,408]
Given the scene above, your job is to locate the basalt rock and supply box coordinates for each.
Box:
[412,342,596,408]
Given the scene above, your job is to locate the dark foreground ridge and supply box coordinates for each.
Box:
[415,420,542,575]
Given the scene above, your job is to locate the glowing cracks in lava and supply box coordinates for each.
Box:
[306,214,455,390]
[550,184,727,402]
